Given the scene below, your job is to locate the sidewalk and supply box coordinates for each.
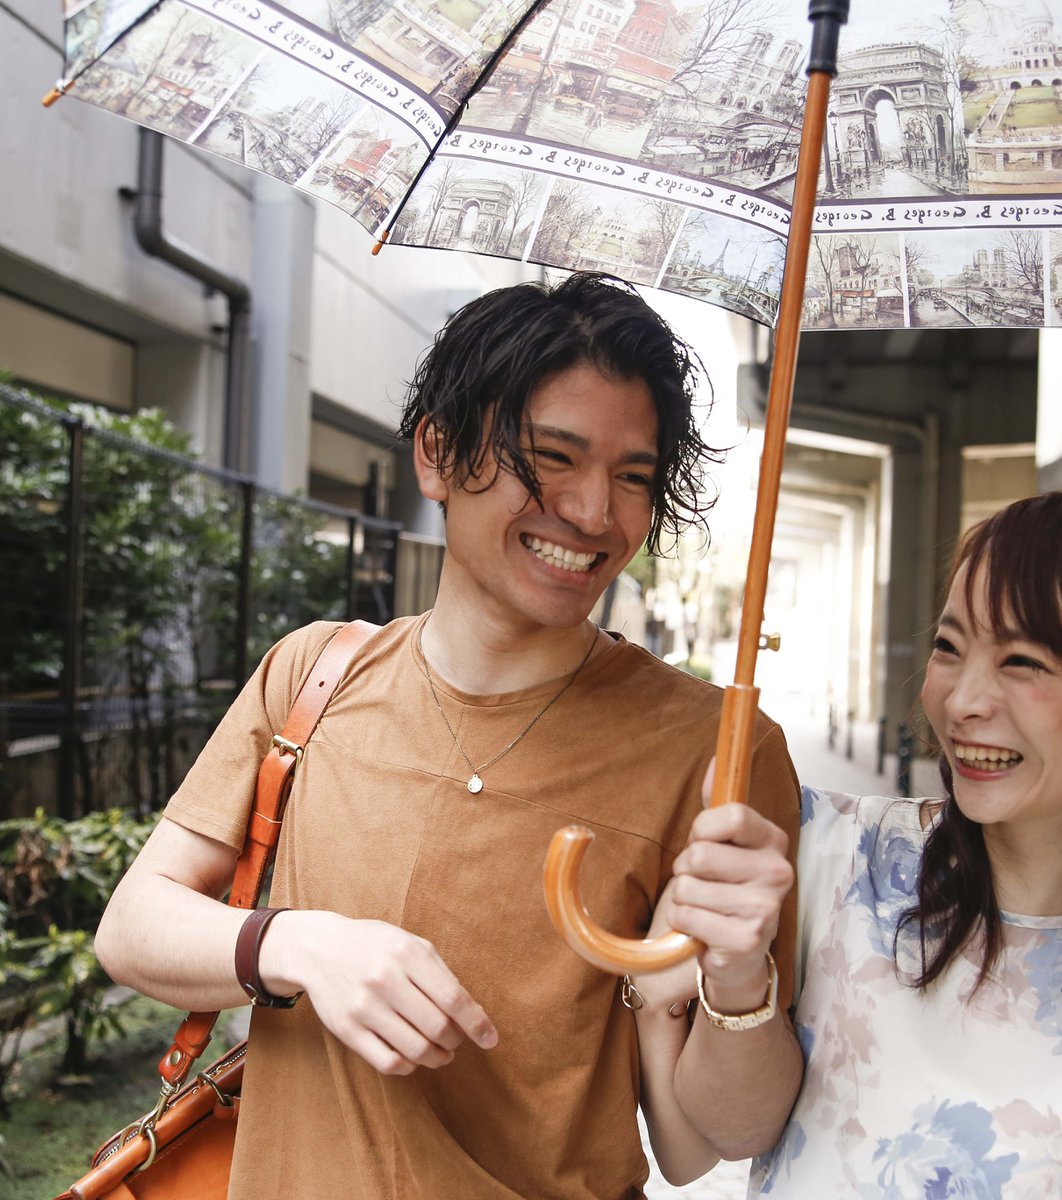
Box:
[761,696,944,801]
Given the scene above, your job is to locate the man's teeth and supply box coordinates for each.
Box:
[525,536,596,573]
[954,744,1022,767]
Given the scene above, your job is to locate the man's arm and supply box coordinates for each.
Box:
[631,765,802,1178]
[95,816,498,1075]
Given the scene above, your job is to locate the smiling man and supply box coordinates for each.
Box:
[96,273,802,1199]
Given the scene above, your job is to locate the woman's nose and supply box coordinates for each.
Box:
[945,659,997,722]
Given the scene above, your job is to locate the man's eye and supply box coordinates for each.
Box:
[533,449,570,464]
[620,472,653,488]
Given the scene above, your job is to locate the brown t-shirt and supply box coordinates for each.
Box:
[166,617,800,1200]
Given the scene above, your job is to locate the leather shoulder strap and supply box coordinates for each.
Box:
[159,619,379,1084]
[231,619,378,909]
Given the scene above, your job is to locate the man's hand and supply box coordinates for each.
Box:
[260,912,498,1075]
[663,762,794,1013]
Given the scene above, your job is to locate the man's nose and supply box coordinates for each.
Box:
[556,472,613,535]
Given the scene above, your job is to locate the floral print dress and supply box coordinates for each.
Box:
[749,789,1062,1198]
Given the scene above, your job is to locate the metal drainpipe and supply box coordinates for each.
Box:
[125,128,251,471]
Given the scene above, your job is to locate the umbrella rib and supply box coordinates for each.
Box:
[373,0,549,252]
[45,1,165,106]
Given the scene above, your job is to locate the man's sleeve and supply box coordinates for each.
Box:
[163,621,341,850]
[746,721,801,1012]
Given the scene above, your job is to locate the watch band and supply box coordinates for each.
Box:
[234,906,302,1009]
[695,952,778,1032]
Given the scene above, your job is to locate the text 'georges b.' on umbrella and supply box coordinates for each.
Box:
[48,0,1061,974]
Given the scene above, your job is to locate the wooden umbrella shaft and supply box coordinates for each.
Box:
[707,63,837,813]
[543,4,849,974]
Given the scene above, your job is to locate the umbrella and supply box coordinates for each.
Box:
[46,3,1062,333]
[44,0,1051,973]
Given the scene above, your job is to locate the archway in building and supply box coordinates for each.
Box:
[867,91,903,165]
[1011,81,1022,90]
[458,202,480,240]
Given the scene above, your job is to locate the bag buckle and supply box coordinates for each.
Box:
[271,734,303,764]
[123,1077,177,1173]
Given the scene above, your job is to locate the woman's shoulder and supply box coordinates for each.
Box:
[800,787,931,836]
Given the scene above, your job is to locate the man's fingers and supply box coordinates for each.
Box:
[362,1006,457,1069]
[409,955,498,1050]
[393,984,465,1053]
[347,1028,437,1076]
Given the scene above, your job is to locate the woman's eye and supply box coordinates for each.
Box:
[1004,654,1045,672]
[931,635,957,655]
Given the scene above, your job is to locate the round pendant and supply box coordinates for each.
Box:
[467,774,484,794]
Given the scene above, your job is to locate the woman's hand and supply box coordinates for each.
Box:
[663,761,794,1013]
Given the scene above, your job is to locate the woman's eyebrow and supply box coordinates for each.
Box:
[940,610,1037,646]
[529,423,658,466]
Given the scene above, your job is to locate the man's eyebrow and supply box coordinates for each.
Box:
[529,423,658,466]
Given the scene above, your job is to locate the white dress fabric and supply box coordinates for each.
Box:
[749,788,1062,1198]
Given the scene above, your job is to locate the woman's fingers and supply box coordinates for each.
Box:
[684,802,791,855]
[673,838,794,889]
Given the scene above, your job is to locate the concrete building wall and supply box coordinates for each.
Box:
[1,5,538,535]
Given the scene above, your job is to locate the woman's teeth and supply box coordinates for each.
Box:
[524,536,596,573]
[954,744,1022,768]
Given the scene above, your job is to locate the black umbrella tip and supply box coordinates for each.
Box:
[806,0,849,77]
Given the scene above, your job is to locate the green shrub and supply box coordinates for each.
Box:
[0,808,158,1101]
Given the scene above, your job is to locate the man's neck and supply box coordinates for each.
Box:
[420,593,602,696]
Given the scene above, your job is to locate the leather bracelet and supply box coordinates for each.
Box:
[234,907,302,1009]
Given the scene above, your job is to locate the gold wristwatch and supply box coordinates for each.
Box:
[695,953,778,1031]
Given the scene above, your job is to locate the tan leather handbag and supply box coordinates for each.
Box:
[56,621,376,1200]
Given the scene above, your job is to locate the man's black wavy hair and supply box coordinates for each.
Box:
[396,272,722,554]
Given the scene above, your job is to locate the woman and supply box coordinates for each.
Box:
[747,492,1062,1195]
[632,493,1061,1194]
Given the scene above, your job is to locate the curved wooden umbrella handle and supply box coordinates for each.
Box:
[543,685,760,974]
[543,826,697,975]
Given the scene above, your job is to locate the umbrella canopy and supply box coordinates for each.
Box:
[51,0,1062,334]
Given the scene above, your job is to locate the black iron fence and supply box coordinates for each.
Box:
[0,384,441,819]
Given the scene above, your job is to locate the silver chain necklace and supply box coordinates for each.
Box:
[417,622,599,794]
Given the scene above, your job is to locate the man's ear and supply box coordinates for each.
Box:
[412,416,449,503]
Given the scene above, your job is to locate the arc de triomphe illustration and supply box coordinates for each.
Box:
[830,43,956,187]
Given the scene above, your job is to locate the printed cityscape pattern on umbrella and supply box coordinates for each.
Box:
[62,0,1062,330]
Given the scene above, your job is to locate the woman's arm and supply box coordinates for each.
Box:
[632,770,803,1177]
